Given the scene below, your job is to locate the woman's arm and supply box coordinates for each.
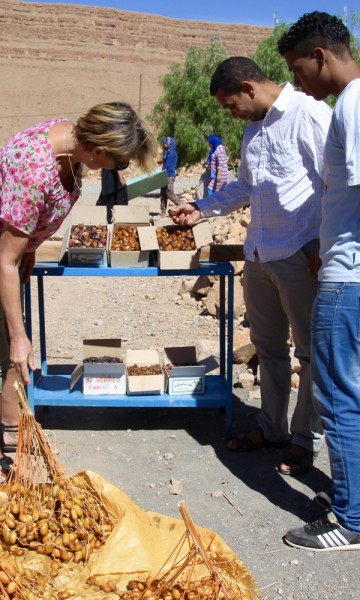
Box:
[0,223,34,383]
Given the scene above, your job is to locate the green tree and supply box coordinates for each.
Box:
[252,24,289,83]
[148,42,246,167]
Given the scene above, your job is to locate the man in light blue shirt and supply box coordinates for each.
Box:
[279,10,360,551]
[171,57,332,476]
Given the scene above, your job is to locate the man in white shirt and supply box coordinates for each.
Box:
[171,57,332,476]
[278,11,360,551]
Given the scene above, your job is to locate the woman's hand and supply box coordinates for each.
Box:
[168,204,201,226]
[10,335,34,385]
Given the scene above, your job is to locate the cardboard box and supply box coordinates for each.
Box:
[109,206,152,267]
[59,206,109,267]
[35,239,63,263]
[164,346,206,395]
[126,349,164,395]
[143,222,214,270]
[126,168,168,201]
[70,339,126,395]
[199,244,245,263]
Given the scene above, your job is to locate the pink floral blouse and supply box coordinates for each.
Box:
[0,119,82,252]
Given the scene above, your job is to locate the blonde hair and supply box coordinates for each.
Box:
[74,102,156,172]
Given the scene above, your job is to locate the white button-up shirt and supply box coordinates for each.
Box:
[197,83,332,262]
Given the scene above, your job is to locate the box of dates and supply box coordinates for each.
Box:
[109,206,155,268]
[70,339,126,395]
[149,222,213,270]
[59,206,109,267]
[163,346,206,395]
[126,349,164,395]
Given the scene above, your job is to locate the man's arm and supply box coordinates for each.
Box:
[301,99,333,180]
[196,173,251,217]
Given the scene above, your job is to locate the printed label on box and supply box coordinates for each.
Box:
[69,252,107,266]
[83,376,126,395]
[168,377,204,395]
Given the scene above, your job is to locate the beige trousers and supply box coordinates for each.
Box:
[243,242,323,452]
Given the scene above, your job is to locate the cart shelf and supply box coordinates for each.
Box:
[25,262,234,435]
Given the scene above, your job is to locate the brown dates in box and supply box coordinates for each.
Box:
[83,355,123,364]
[127,364,162,376]
[126,349,164,394]
[111,225,140,251]
[156,226,196,251]
[69,223,107,248]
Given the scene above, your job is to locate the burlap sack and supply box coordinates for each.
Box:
[0,471,258,599]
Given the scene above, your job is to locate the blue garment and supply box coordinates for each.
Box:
[312,282,360,534]
[206,134,223,164]
[162,137,178,178]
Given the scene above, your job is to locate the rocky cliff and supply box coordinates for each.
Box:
[0,0,271,144]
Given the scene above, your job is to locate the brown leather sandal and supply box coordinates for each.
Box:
[0,455,13,485]
[277,445,316,476]
[0,424,18,454]
[227,426,290,452]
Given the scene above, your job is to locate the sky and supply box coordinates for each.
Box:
[23,0,359,29]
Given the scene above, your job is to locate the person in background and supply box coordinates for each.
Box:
[160,136,180,215]
[170,57,332,476]
[97,167,129,224]
[206,135,229,195]
[0,101,155,481]
[278,11,360,551]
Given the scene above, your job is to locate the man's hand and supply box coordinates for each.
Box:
[168,203,201,226]
[307,244,321,281]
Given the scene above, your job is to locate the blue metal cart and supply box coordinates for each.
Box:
[25,262,234,435]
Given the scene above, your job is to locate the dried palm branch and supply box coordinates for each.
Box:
[0,382,116,566]
[117,502,258,600]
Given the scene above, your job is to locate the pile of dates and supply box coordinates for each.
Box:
[83,356,123,364]
[69,224,107,249]
[164,363,192,376]
[0,479,114,565]
[0,551,51,600]
[111,226,140,251]
[127,365,162,376]
[156,227,195,251]
[118,575,230,600]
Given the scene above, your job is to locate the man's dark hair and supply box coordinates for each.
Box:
[278,11,351,58]
[210,57,268,96]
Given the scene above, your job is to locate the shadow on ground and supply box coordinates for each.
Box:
[37,391,332,525]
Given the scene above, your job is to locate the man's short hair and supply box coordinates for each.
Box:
[278,11,351,58]
[210,57,268,96]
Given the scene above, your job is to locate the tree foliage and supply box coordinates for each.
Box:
[149,12,360,166]
[148,42,246,167]
[251,24,290,83]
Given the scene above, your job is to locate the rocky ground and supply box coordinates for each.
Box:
[28,175,358,600]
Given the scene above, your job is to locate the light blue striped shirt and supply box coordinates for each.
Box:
[196,83,332,262]
[319,78,360,282]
